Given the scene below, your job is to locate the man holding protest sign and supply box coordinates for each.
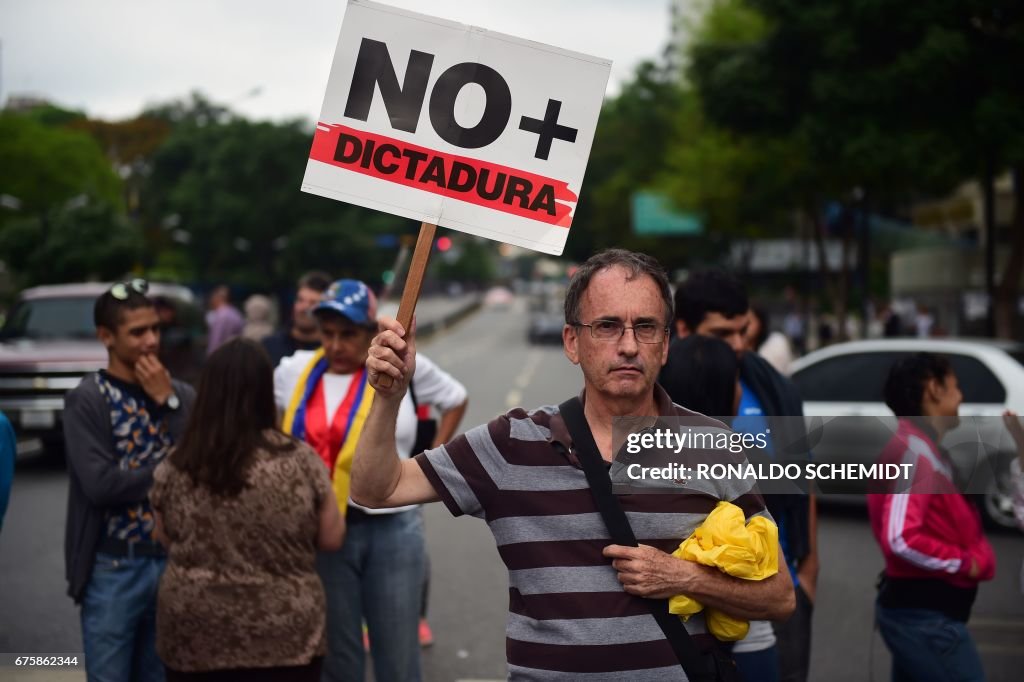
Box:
[301,7,803,675]
[353,249,795,680]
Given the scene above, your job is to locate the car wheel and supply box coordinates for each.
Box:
[981,461,1019,531]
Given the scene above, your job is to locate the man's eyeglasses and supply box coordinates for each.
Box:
[574,319,668,344]
[110,278,149,300]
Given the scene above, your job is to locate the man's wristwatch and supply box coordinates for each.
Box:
[164,393,181,411]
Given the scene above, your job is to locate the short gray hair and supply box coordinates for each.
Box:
[564,249,673,326]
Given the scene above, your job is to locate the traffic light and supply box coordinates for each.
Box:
[436,236,453,252]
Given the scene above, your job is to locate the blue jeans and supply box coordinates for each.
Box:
[876,605,985,682]
[81,551,166,682]
[775,582,813,682]
[734,646,780,682]
[318,509,425,682]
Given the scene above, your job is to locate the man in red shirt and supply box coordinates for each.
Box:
[868,353,995,682]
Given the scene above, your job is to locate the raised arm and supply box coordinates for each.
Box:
[351,316,440,509]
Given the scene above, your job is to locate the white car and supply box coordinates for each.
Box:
[789,338,1024,529]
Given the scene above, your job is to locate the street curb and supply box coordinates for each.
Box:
[416,295,483,339]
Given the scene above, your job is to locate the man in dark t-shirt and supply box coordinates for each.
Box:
[263,271,331,367]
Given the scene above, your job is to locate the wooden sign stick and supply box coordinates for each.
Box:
[379,221,437,388]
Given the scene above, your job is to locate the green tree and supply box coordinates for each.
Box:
[570,60,696,266]
[0,113,122,215]
[571,7,788,275]
[0,113,140,286]
[660,0,848,320]
[143,104,408,289]
[276,213,416,289]
[22,103,88,128]
[664,0,796,237]
[689,0,1024,336]
[0,204,143,285]
[435,239,496,286]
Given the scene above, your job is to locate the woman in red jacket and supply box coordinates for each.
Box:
[868,353,995,682]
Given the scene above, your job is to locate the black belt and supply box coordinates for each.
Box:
[98,537,166,558]
[877,575,977,622]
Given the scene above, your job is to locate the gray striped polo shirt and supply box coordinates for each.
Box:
[415,386,768,681]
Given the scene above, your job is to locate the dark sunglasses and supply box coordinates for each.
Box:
[110,278,149,300]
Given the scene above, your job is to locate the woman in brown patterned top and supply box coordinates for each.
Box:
[150,338,345,681]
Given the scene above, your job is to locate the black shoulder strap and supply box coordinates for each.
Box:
[409,378,418,408]
[558,397,718,679]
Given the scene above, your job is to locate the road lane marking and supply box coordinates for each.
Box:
[515,349,543,389]
[431,326,510,368]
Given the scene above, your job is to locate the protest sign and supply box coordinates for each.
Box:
[302,0,611,256]
[304,0,610,385]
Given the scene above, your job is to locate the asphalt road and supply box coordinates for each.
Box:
[2,298,1022,681]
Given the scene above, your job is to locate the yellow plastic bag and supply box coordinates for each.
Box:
[668,501,779,641]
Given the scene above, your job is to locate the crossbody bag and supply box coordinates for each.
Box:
[409,379,438,454]
[558,397,739,682]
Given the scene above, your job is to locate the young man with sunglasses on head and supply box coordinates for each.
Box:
[63,279,196,682]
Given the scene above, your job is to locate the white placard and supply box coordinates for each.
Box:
[302,0,612,256]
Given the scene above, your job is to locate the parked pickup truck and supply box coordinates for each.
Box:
[0,282,205,456]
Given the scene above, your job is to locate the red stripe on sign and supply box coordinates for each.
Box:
[309,123,576,227]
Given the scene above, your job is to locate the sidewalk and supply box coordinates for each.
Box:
[1,672,83,682]
[378,293,482,337]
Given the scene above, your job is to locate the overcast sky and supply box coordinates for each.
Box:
[0,0,677,123]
